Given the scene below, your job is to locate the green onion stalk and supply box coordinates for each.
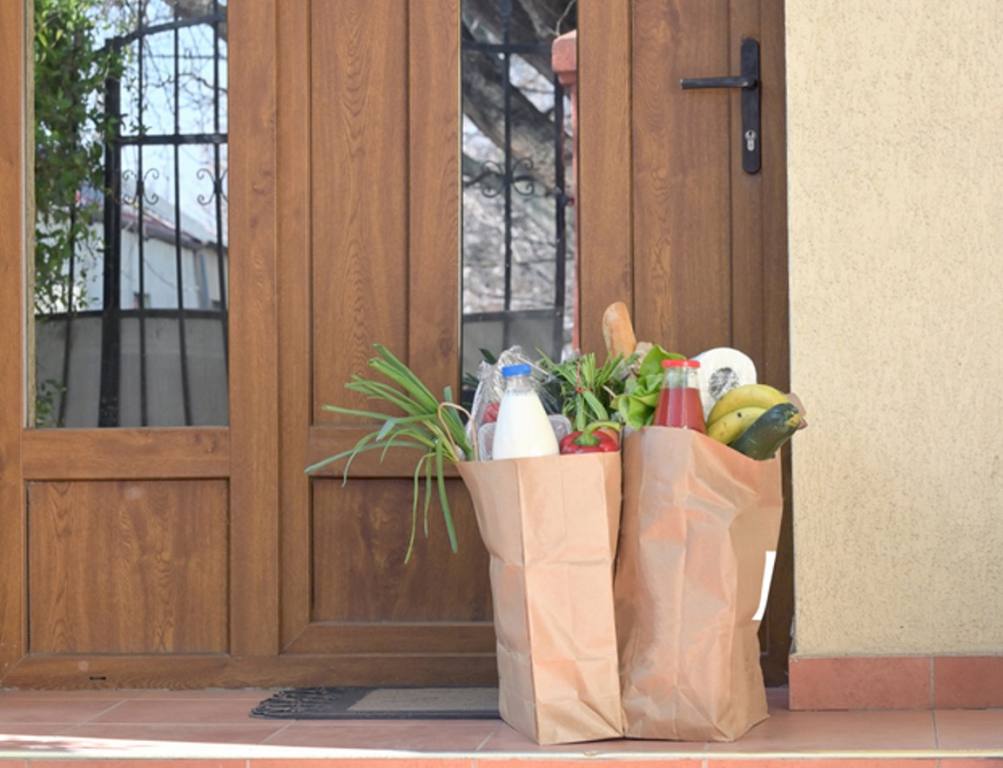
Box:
[306,344,473,563]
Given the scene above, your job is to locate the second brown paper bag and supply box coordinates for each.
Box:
[614,428,783,741]
[458,452,624,745]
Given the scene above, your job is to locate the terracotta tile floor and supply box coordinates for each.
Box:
[0,687,1000,765]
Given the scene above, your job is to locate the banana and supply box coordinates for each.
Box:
[707,384,788,425]
[707,406,766,444]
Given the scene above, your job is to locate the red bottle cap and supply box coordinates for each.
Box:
[661,359,700,368]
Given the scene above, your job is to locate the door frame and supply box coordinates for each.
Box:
[0,0,27,683]
[0,0,793,687]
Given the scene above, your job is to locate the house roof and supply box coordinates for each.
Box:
[80,184,228,253]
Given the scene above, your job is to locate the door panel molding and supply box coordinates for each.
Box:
[276,0,313,655]
[2,653,497,690]
[757,0,793,686]
[309,0,409,426]
[578,0,634,355]
[22,428,229,480]
[307,425,461,478]
[228,0,281,658]
[408,0,460,394]
[283,622,495,655]
[632,0,732,353]
[28,479,229,654]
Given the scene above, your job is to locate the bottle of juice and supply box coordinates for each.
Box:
[653,359,706,433]
[492,364,559,460]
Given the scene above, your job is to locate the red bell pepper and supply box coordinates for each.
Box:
[559,422,621,454]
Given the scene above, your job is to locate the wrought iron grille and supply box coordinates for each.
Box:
[461,0,572,381]
[42,2,229,428]
[99,3,228,426]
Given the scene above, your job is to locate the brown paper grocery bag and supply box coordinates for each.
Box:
[615,427,783,741]
[458,452,624,745]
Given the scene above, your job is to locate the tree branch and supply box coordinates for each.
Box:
[462,39,566,191]
[164,0,227,40]
[462,0,576,78]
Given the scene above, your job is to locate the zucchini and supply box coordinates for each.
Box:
[730,402,802,460]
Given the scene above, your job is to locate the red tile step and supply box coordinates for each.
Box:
[0,688,999,766]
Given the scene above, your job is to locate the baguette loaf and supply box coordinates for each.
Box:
[601,301,637,359]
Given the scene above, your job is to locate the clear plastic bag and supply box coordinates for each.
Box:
[466,346,566,458]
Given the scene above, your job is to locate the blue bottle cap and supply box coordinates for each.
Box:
[501,363,532,378]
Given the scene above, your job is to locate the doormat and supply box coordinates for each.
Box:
[250,686,500,720]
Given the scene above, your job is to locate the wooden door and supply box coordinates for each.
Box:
[0,0,494,689]
[0,0,285,687]
[578,0,792,684]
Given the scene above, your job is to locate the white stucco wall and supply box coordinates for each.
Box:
[786,0,1003,655]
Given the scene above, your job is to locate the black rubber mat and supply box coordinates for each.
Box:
[250,686,501,720]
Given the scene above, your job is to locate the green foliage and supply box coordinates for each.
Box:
[34,377,65,425]
[538,351,627,432]
[34,0,123,314]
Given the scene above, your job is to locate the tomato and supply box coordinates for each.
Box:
[482,401,500,424]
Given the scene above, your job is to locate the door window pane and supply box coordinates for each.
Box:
[31,0,228,427]
[461,0,577,399]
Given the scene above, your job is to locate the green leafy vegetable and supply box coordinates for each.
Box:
[538,352,628,431]
[612,345,686,428]
[637,344,686,377]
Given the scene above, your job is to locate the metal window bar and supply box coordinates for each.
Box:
[212,0,228,363]
[57,188,78,427]
[89,3,227,427]
[502,0,514,337]
[137,5,148,426]
[552,71,567,359]
[45,308,231,322]
[98,73,122,427]
[461,0,570,363]
[172,4,194,426]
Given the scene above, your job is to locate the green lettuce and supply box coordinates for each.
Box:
[613,345,686,428]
